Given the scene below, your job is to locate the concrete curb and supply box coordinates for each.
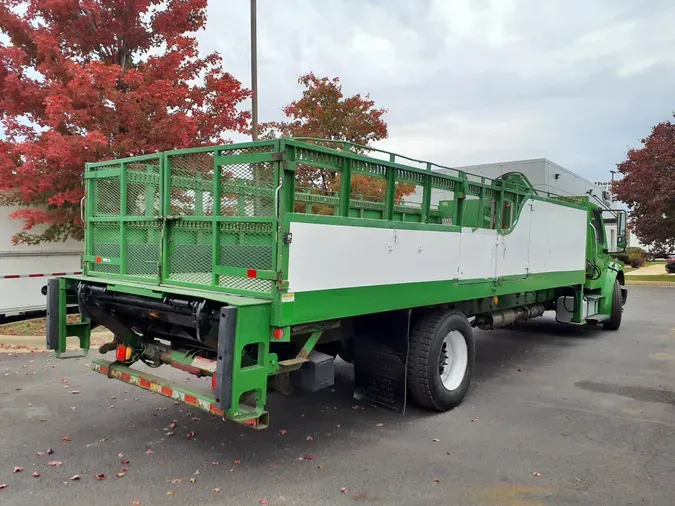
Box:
[625,280,675,287]
[0,330,113,353]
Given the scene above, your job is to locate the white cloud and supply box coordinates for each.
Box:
[197,0,675,180]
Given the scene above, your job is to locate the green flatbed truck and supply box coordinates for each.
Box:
[46,137,628,428]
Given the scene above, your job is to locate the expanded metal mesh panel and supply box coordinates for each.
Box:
[90,223,120,274]
[218,275,272,293]
[126,222,160,278]
[93,178,122,216]
[220,162,275,217]
[219,145,275,157]
[168,221,213,286]
[219,222,274,271]
[168,152,215,217]
[127,160,161,217]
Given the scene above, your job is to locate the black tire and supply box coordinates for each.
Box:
[407,310,475,411]
[603,280,622,331]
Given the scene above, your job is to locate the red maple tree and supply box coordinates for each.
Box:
[0,0,250,244]
[613,115,675,252]
[261,73,414,210]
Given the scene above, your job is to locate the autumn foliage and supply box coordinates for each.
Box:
[0,0,250,244]
[261,73,414,208]
[613,115,675,252]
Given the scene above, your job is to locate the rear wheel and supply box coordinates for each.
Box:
[603,280,622,331]
[407,310,475,411]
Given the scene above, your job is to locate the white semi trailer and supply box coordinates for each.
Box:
[0,205,83,320]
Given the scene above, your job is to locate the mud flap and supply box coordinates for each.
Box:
[353,309,410,414]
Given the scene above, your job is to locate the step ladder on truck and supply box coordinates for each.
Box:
[45,137,628,429]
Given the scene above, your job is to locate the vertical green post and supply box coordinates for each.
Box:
[160,153,171,282]
[212,148,222,286]
[478,181,485,228]
[384,154,396,220]
[421,163,432,223]
[119,162,127,275]
[84,164,94,275]
[339,156,352,217]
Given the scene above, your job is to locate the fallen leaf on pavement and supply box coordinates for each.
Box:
[145,449,153,455]
[110,396,117,400]
[259,499,269,504]
[96,474,106,481]
[375,423,384,428]
[62,436,72,442]
[279,429,287,435]
[317,465,325,470]
[69,475,80,481]
[305,455,315,461]
[47,449,54,455]
[132,501,140,505]
[193,470,200,475]
[433,477,440,483]
[116,472,126,478]
[48,461,63,467]
[189,478,196,483]
[166,491,174,496]
[306,436,313,441]
[233,460,241,465]
[533,472,542,477]
[340,487,348,493]
[0,484,6,489]
[121,459,130,465]
[168,422,177,429]
[32,472,39,478]
[213,488,221,493]
[13,467,24,473]
[471,418,477,422]
[37,452,44,456]
[99,438,107,443]
[70,390,80,394]
[185,431,195,439]
[165,432,175,437]
[171,478,182,484]
[109,405,114,409]
[432,438,440,442]
[211,461,220,466]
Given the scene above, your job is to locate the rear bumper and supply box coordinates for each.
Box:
[91,359,269,429]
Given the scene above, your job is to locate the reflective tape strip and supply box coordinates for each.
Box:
[1,271,82,279]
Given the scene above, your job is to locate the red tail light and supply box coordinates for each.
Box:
[272,328,284,340]
[116,345,132,362]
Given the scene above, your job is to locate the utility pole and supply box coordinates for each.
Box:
[250,0,259,141]
[610,170,617,181]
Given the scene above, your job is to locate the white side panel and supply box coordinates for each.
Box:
[287,224,462,293]
[526,201,587,275]
[458,228,497,280]
[496,201,532,277]
[287,199,587,293]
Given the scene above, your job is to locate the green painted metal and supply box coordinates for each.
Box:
[53,278,91,358]
[53,136,627,426]
[276,271,585,326]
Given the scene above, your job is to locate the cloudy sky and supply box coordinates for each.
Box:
[198,0,675,183]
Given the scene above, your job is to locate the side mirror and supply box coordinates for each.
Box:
[617,237,627,251]
[616,210,627,253]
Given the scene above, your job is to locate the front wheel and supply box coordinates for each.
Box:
[407,310,475,411]
[603,280,622,331]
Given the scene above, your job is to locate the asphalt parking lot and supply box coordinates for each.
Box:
[1,286,674,505]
